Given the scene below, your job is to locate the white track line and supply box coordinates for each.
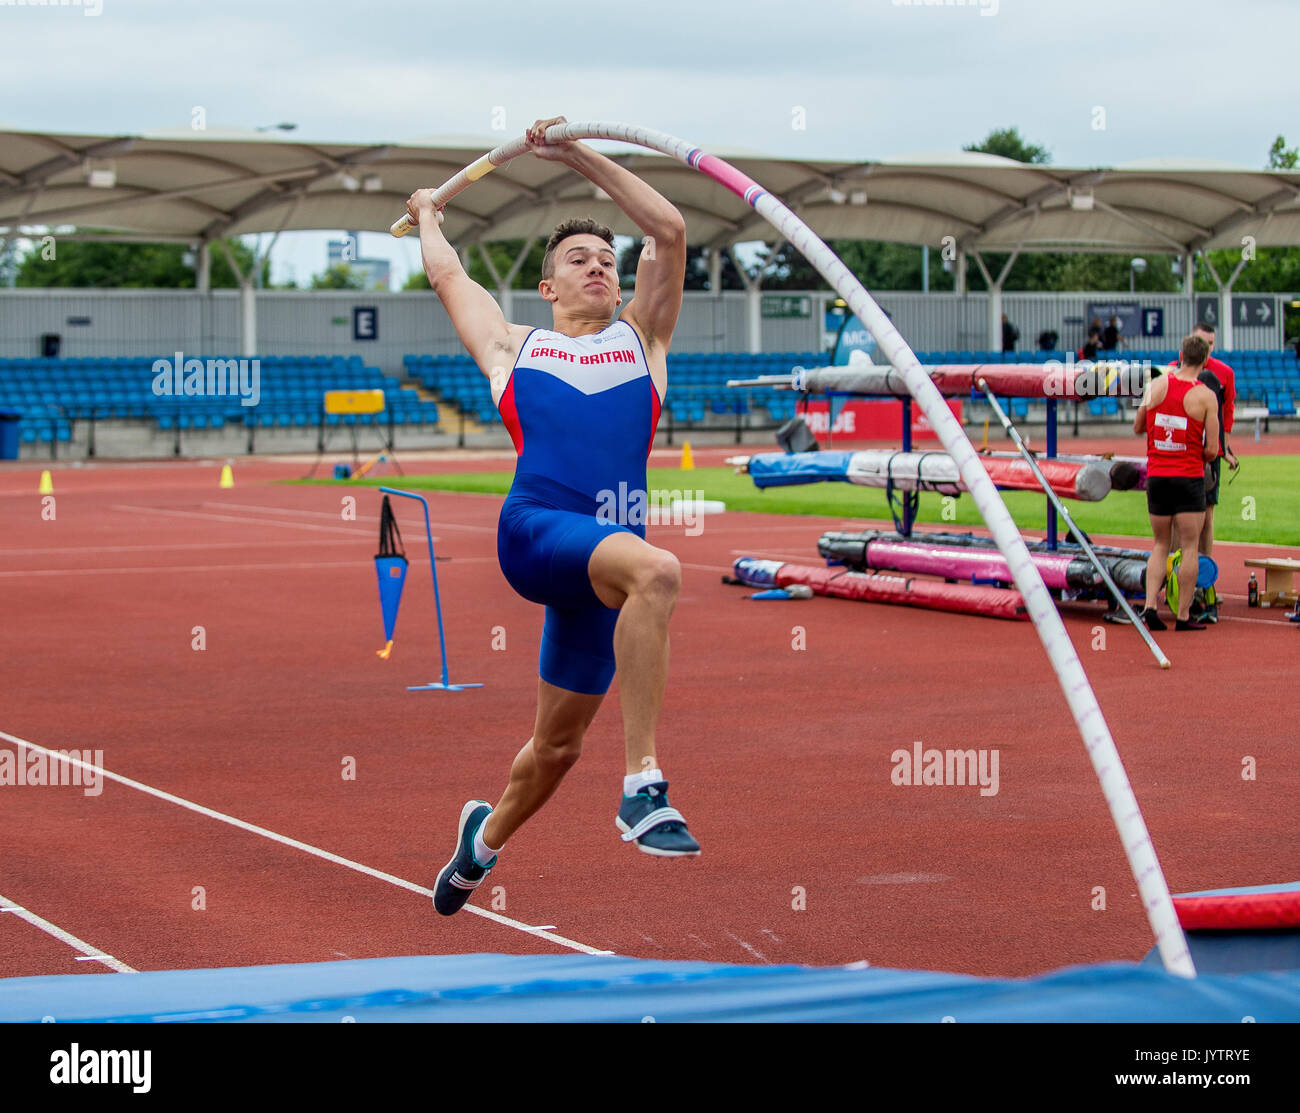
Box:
[0,557,495,578]
[0,561,370,579]
[207,501,496,533]
[0,893,136,974]
[4,539,364,557]
[111,504,365,537]
[0,731,612,958]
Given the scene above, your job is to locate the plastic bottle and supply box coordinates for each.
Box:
[1248,572,1259,607]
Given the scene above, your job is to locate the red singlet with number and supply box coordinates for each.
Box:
[1146,376,1205,477]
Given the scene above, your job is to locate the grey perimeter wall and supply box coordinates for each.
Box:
[0,288,1288,373]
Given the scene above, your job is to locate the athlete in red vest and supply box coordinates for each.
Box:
[1167,321,1238,621]
[1134,334,1220,630]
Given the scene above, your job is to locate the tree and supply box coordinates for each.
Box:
[462,238,549,289]
[963,126,1052,165]
[310,263,365,290]
[619,241,746,291]
[14,235,265,288]
[1268,135,1298,170]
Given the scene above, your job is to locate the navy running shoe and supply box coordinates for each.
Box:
[617,781,700,857]
[433,800,497,916]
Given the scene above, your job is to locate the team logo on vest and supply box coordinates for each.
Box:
[527,345,637,366]
[1153,411,1188,451]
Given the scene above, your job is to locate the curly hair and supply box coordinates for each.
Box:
[541,218,615,280]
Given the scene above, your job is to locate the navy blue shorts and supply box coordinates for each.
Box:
[497,475,636,696]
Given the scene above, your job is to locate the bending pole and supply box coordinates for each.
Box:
[979,381,1171,671]
[390,123,1195,977]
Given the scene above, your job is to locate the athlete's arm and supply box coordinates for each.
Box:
[1196,386,1220,460]
[526,118,687,354]
[406,192,530,379]
[1221,363,1236,434]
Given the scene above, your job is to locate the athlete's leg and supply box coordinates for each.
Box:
[587,531,681,775]
[480,678,604,848]
[1145,513,1172,612]
[1200,504,1215,559]
[1172,510,1204,620]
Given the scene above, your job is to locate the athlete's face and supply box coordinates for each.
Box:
[542,234,621,314]
[1193,328,1215,355]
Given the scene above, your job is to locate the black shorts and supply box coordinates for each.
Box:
[1147,475,1206,517]
[1204,456,1221,507]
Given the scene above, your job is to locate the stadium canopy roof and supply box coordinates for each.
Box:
[3,127,1299,259]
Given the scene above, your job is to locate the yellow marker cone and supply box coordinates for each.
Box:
[39,470,53,495]
[219,464,234,489]
[680,441,695,470]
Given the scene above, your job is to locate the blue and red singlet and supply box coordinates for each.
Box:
[494,319,662,695]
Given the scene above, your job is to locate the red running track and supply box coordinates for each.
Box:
[0,452,1297,981]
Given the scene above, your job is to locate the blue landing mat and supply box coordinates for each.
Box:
[2,954,1299,1022]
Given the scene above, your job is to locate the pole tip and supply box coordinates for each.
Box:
[1160,658,1171,670]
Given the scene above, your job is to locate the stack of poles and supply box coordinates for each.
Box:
[389,122,1194,977]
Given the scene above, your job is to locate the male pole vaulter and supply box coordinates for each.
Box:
[405,117,699,917]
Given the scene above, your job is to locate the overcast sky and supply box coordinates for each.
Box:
[4,0,1296,285]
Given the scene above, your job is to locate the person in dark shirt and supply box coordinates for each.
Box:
[1001,314,1019,353]
[1080,318,1102,360]
[1102,316,1121,351]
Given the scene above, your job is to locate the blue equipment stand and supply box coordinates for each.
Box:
[379,487,483,692]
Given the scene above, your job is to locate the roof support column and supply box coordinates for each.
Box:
[477,244,510,321]
[240,281,257,358]
[217,240,257,356]
[1201,252,1248,352]
[476,237,537,323]
[971,249,1021,352]
[195,240,212,355]
[196,241,211,294]
[708,246,722,294]
[729,243,763,354]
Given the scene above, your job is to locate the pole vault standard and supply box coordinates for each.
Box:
[390,122,1196,978]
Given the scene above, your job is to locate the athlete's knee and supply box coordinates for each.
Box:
[631,549,681,603]
[533,729,584,774]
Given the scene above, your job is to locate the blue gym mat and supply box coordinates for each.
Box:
[2,953,1298,1022]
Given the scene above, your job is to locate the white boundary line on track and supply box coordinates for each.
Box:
[111,504,367,537]
[206,502,496,533]
[0,557,498,579]
[0,893,136,974]
[0,731,614,959]
[3,539,365,557]
[0,561,371,578]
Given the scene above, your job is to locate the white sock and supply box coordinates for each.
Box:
[473,821,502,866]
[624,768,664,797]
